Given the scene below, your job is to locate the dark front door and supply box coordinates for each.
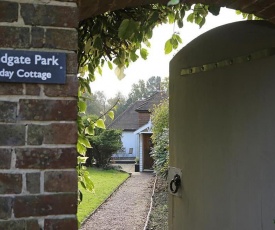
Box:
[143,134,153,170]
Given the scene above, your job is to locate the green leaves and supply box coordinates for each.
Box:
[107,61,113,70]
[187,13,194,23]
[167,0,180,6]
[93,36,103,50]
[187,4,208,28]
[85,125,95,135]
[78,166,94,192]
[96,119,106,129]
[140,48,148,60]
[78,136,92,148]
[114,66,126,80]
[208,5,220,16]
[236,10,262,20]
[130,51,139,62]
[108,111,115,120]
[118,19,139,40]
[164,39,173,54]
[78,156,88,164]
[78,100,87,114]
[164,33,183,54]
[77,142,87,155]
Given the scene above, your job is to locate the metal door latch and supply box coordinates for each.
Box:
[168,167,182,197]
[170,174,181,194]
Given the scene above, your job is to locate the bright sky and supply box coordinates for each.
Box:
[90,7,244,99]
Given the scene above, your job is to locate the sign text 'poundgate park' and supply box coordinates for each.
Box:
[0,50,66,84]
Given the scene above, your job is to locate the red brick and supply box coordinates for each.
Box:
[0,83,23,95]
[45,29,78,51]
[21,4,78,28]
[47,123,78,144]
[26,173,40,194]
[0,125,25,146]
[229,1,249,10]
[19,99,77,121]
[44,218,78,230]
[0,2,18,22]
[15,148,77,169]
[0,26,30,48]
[67,53,78,74]
[26,220,40,230]
[44,171,78,192]
[28,123,77,145]
[0,220,40,230]
[258,5,275,18]
[242,0,275,13]
[138,113,150,127]
[0,197,13,219]
[31,27,44,48]
[43,75,78,97]
[0,173,22,194]
[0,101,17,122]
[271,17,275,24]
[14,194,77,217]
[0,149,12,169]
[25,84,41,96]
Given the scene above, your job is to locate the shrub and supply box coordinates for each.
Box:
[86,129,122,168]
[150,128,169,178]
[151,98,169,177]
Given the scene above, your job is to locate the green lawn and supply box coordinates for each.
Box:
[77,167,129,223]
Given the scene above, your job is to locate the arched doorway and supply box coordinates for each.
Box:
[2,1,274,229]
[78,1,275,230]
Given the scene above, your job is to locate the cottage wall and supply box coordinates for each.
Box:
[113,131,137,158]
[0,1,79,229]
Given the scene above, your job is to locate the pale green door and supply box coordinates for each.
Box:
[169,21,275,230]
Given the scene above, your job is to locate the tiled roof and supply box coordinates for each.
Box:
[108,91,168,131]
[136,91,167,112]
[108,100,144,131]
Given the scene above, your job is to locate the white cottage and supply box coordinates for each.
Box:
[108,91,167,171]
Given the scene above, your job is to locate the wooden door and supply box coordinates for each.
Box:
[142,134,153,170]
[169,21,275,230]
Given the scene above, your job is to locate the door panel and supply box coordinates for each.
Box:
[143,134,153,169]
[169,21,275,230]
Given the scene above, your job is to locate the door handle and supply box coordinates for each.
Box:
[170,174,181,194]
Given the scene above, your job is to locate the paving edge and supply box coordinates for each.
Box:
[80,172,132,227]
[143,174,158,230]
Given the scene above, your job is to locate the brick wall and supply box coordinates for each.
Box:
[80,0,275,23]
[138,112,151,127]
[0,1,79,229]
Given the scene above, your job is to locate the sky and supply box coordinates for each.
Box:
[90,7,244,99]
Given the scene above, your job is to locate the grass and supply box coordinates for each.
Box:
[77,167,130,223]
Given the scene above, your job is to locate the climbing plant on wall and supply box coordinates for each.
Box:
[77,2,220,153]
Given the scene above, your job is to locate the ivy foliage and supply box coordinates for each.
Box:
[76,2,223,204]
[78,3,222,84]
[77,2,223,152]
[235,10,262,20]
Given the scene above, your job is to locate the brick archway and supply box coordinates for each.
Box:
[0,1,274,229]
[79,0,275,24]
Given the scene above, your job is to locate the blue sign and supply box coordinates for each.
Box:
[0,50,66,84]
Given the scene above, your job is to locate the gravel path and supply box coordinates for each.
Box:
[81,167,155,230]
